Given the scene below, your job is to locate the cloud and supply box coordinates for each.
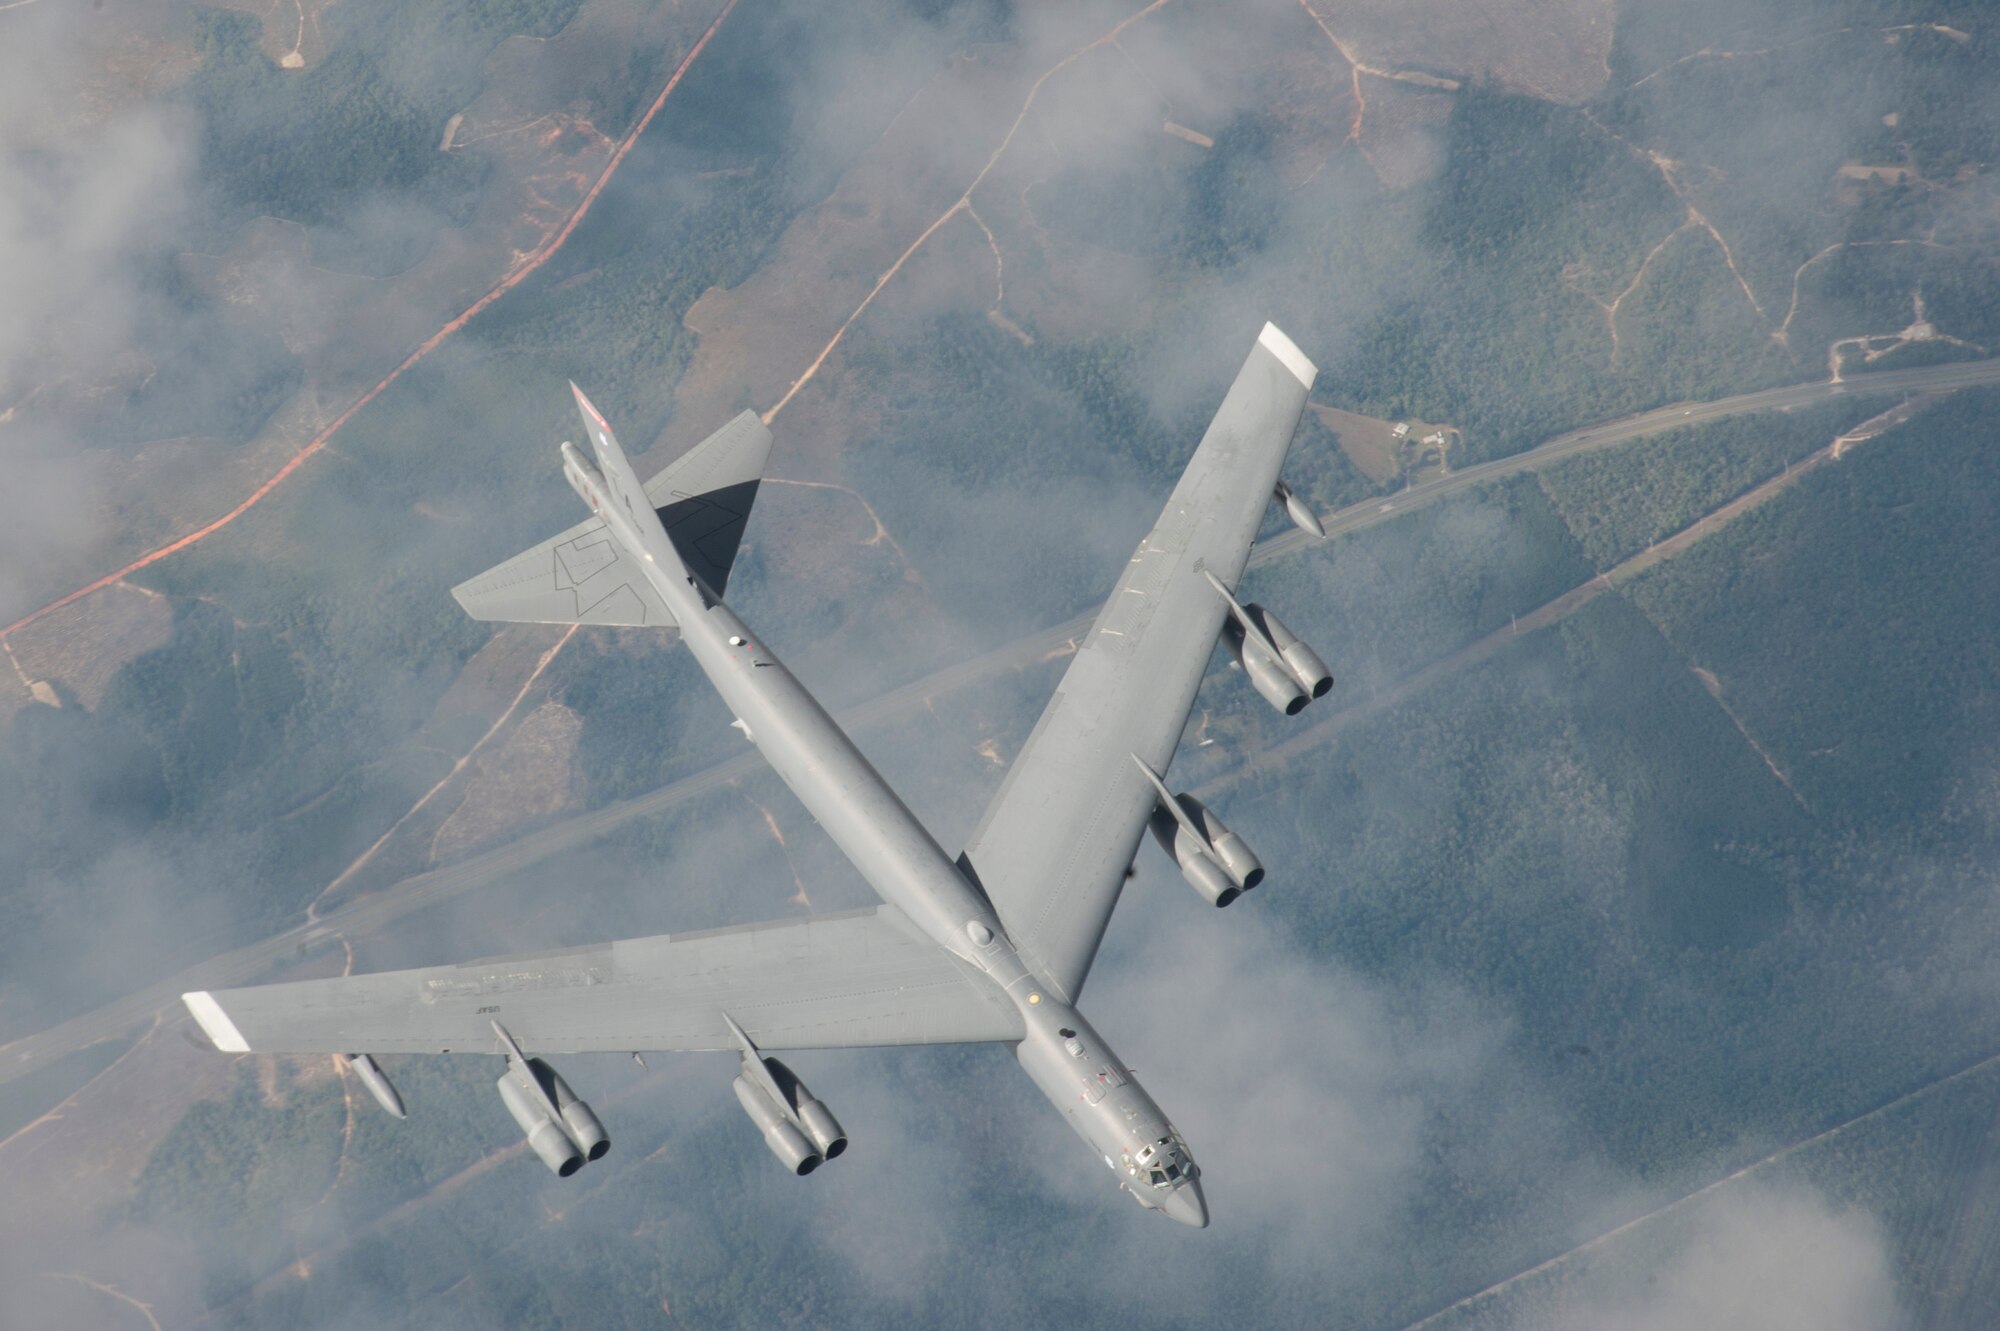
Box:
[1085,900,1497,1235]
[1542,1184,1901,1331]
[4,4,1993,1330]
[0,104,194,385]
[0,10,199,621]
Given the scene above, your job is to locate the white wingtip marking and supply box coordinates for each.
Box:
[184,991,250,1053]
[1258,321,1316,388]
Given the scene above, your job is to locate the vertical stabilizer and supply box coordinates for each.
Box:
[570,383,654,532]
[641,410,773,596]
[571,384,773,594]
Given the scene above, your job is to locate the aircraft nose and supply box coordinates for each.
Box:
[1160,1179,1208,1228]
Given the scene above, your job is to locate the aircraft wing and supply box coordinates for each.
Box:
[183,906,1023,1056]
[451,514,676,628]
[956,324,1316,1000]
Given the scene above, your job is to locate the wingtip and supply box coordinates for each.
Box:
[1257,321,1316,388]
[183,990,250,1053]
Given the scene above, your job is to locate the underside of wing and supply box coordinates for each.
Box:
[957,324,1317,1000]
[184,906,1023,1056]
[451,514,676,628]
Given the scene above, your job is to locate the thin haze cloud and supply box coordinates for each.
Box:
[1,0,1982,1326]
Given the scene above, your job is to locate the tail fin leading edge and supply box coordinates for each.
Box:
[569,383,653,531]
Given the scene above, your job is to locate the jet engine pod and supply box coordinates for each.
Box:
[561,1100,610,1162]
[497,1073,584,1177]
[1184,795,1264,890]
[532,1057,610,1163]
[796,1096,847,1160]
[762,1057,847,1160]
[1181,849,1240,907]
[1148,804,1244,907]
[1203,823,1264,892]
[734,1074,822,1175]
[1152,787,1256,903]
[1245,603,1332,699]
[1224,618,1308,716]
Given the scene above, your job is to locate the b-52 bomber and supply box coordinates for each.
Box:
[184,323,1334,1227]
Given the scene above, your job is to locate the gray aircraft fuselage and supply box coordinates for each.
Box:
[565,434,1208,1226]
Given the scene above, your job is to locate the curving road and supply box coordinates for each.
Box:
[5,355,1998,1090]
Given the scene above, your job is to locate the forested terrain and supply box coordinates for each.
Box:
[11,0,2000,1327]
[0,0,989,1028]
[1626,386,2000,830]
[1536,398,1890,568]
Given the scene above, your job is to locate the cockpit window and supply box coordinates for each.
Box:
[1138,1136,1194,1189]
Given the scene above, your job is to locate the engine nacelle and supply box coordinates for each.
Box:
[796,1096,847,1159]
[496,1056,609,1175]
[560,1101,610,1162]
[1245,604,1332,700]
[1180,842,1240,907]
[759,1057,847,1159]
[759,1056,848,1160]
[497,1073,584,1177]
[734,1074,822,1175]
[1205,824,1264,891]
[528,1057,610,1163]
[540,1061,610,1163]
[1149,796,1263,906]
[1225,617,1308,715]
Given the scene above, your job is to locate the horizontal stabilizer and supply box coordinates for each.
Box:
[451,515,677,628]
[450,409,774,627]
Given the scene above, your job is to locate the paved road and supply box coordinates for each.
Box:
[6,355,1998,1088]
[1254,353,2000,561]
